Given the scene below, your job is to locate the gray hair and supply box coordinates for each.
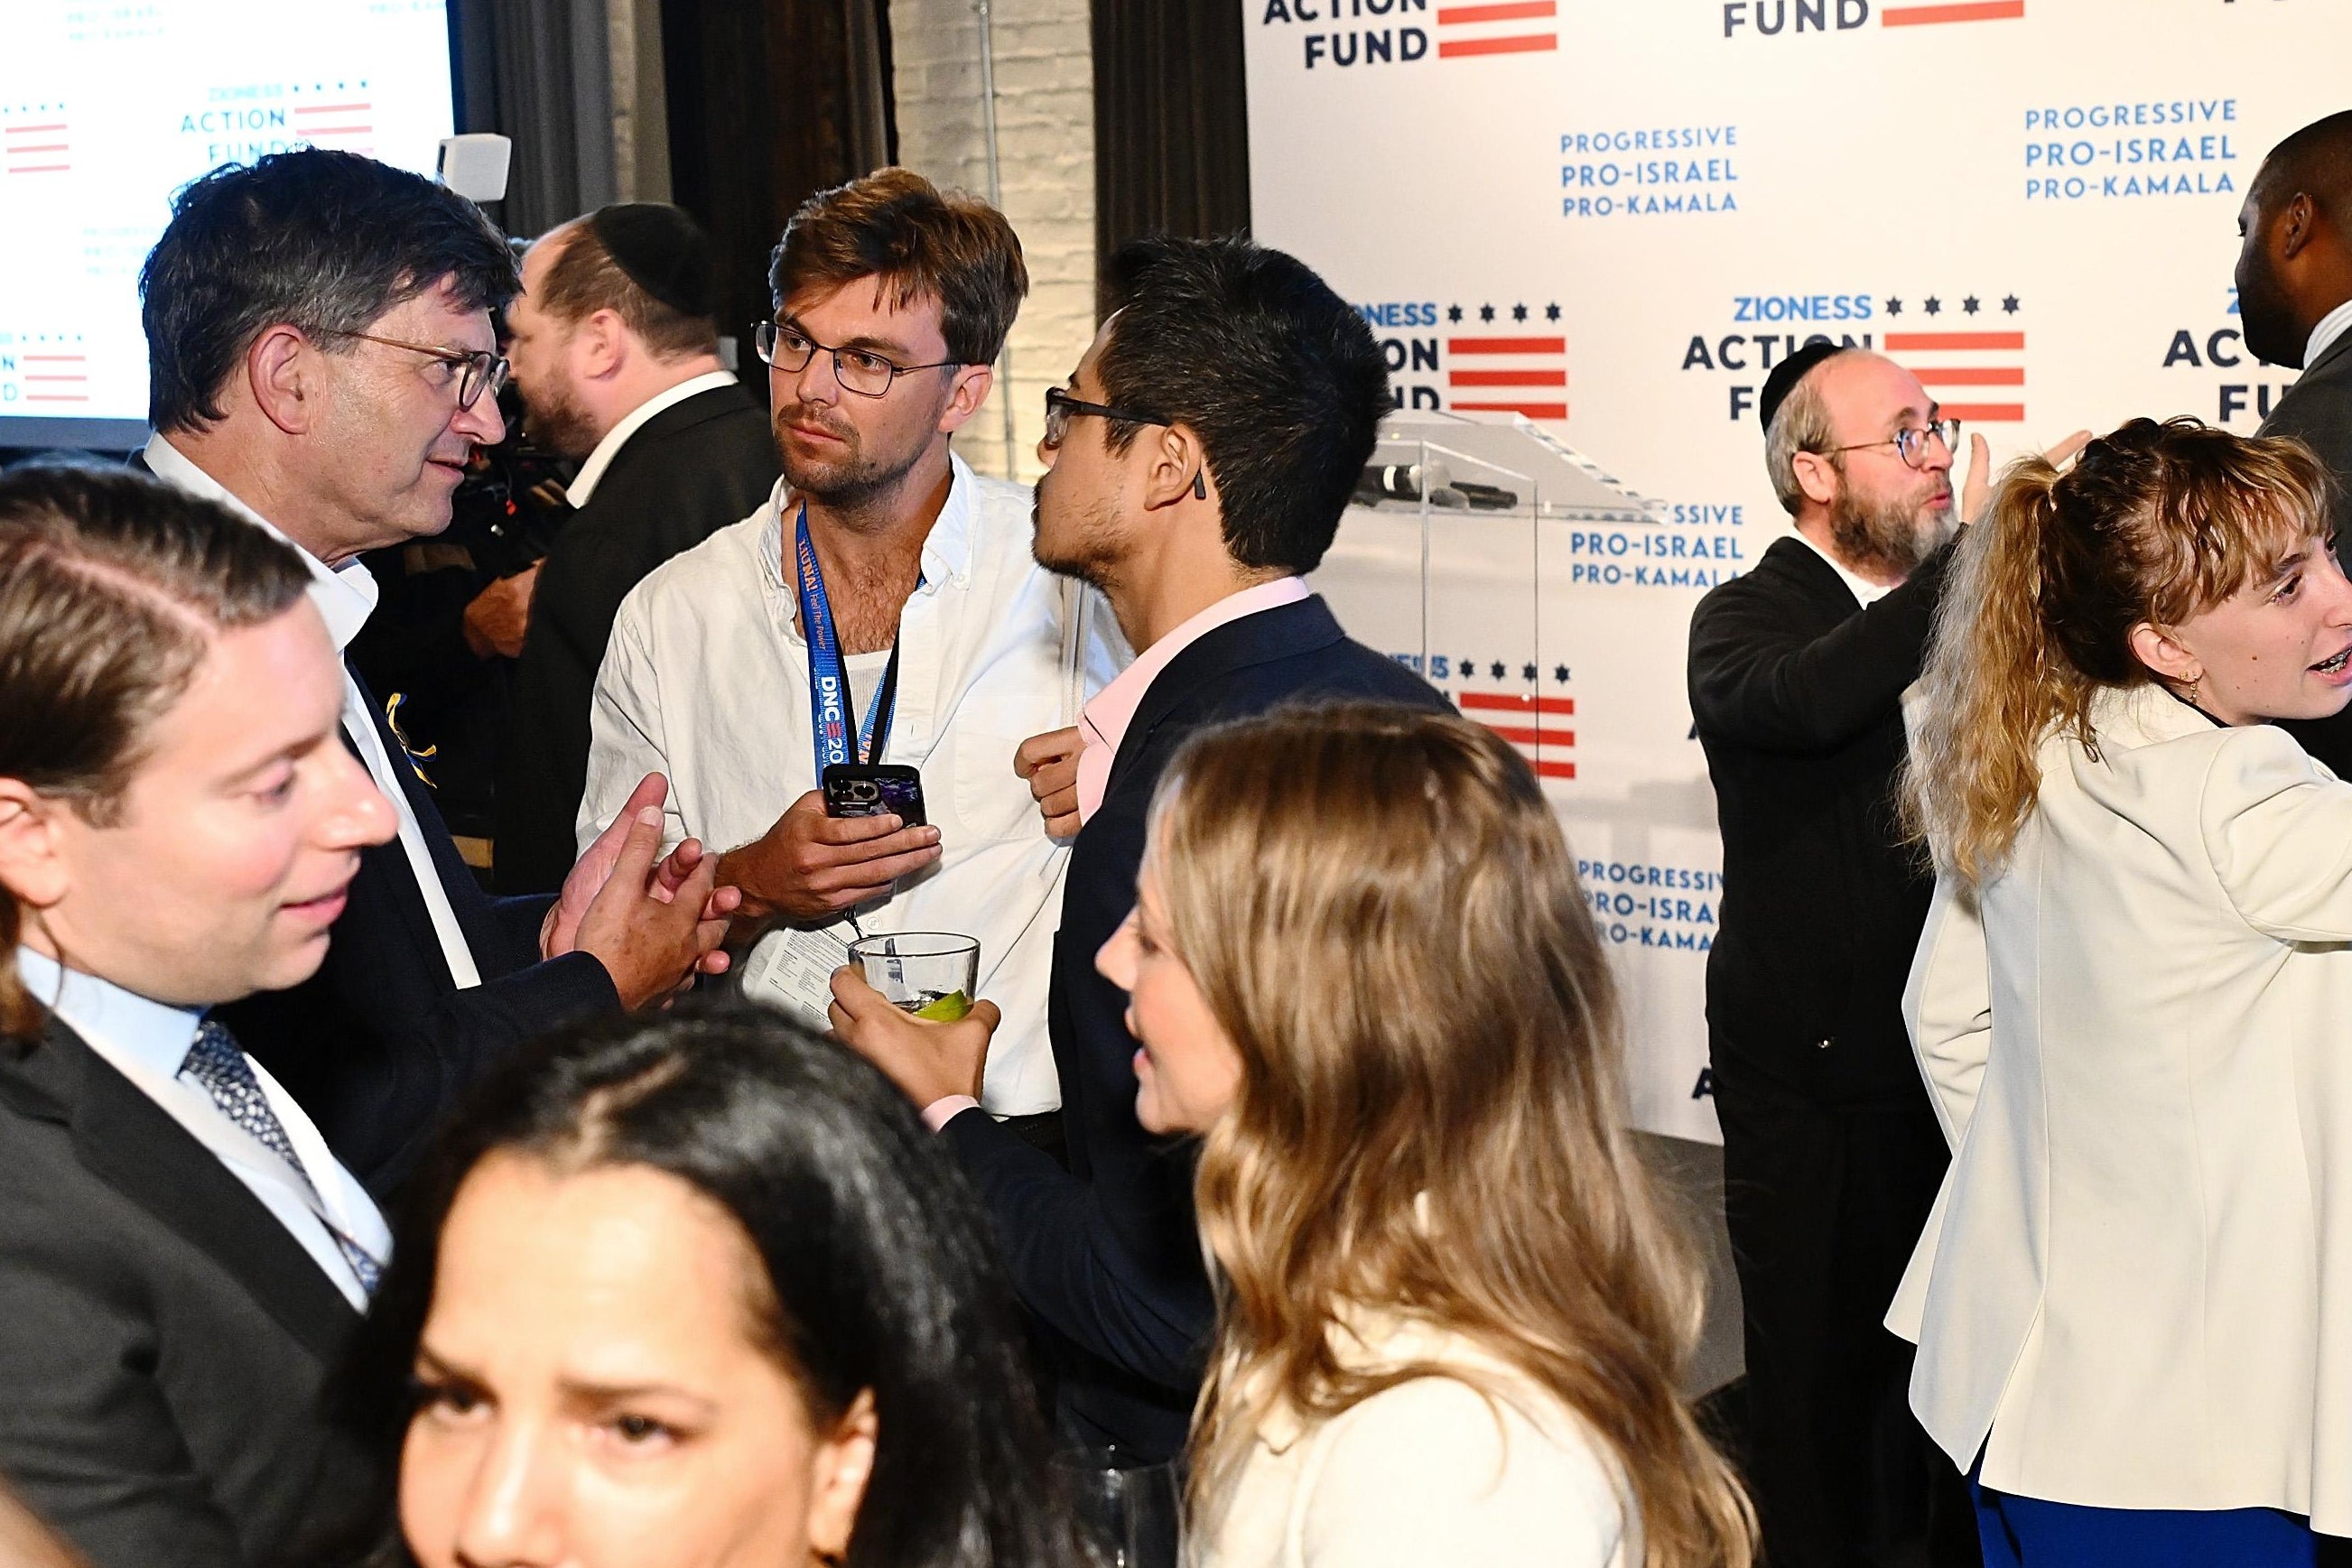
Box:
[1764,371,1838,515]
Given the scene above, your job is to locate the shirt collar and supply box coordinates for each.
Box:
[1789,526,1894,608]
[142,433,379,653]
[759,450,981,624]
[2307,299,2352,374]
[15,946,204,1081]
[1080,576,1312,759]
[562,370,739,507]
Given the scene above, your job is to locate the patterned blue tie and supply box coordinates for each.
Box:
[179,1018,383,1294]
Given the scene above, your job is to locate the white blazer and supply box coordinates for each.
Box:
[1199,1314,1635,1568]
[1891,682,2352,1531]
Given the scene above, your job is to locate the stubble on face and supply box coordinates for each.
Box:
[1827,458,1957,580]
[519,373,599,459]
[1029,473,1129,591]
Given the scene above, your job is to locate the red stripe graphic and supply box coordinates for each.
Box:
[1883,0,2024,23]
[4,125,68,135]
[1883,331,2024,350]
[1912,366,2024,385]
[293,103,372,115]
[1437,0,1556,20]
[1449,336,1566,355]
[1438,33,1557,57]
[1454,400,1569,419]
[1940,403,2027,422]
[1459,693,1576,716]
[1449,368,1566,388]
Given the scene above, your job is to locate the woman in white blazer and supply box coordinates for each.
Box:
[1090,705,1754,1568]
[1898,417,2352,1565]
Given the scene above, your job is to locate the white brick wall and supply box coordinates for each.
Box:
[890,0,1096,482]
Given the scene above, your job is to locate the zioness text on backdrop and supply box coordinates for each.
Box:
[1250,0,2344,1140]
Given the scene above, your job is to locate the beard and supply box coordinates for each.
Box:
[518,378,599,459]
[773,399,930,511]
[1029,478,1125,590]
[1828,475,1955,581]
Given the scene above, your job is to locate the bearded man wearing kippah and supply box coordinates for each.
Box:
[1687,347,2084,1568]
[493,203,781,893]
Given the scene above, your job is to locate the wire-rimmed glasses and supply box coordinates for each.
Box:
[1823,417,1962,470]
[311,328,507,410]
[753,320,959,398]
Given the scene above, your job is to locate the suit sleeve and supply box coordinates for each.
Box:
[0,1231,246,1568]
[2200,725,2352,942]
[580,591,691,855]
[1903,870,1992,1151]
[1687,542,1951,755]
[943,1109,1213,1391]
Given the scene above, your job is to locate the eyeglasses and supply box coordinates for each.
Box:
[1041,386,1167,450]
[311,328,508,410]
[753,321,960,398]
[1042,387,1209,499]
[1821,417,1962,470]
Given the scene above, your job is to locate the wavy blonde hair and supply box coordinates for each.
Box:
[1150,704,1752,1568]
[1905,417,2331,884]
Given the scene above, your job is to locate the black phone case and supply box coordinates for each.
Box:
[821,764,927,828]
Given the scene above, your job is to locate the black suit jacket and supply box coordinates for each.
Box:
[495,384,780,893]
[126,448,622,1196]
[1687,534,1952,1106]
[0,1019,378,1568]
[944,596,1448,1458]
[2264,329,2352,775]
[216,666,617,1198]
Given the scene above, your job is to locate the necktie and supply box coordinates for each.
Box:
[179,1019,383,1294]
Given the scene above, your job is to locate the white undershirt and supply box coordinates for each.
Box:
[1790,526,1894,608]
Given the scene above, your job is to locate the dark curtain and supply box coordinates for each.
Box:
[1092,0,1251,305]
[448,0,619,237]
[663,0,896,394]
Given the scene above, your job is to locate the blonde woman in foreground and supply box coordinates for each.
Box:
[1092,704,1753,1568]
[1900,418,2352,1565]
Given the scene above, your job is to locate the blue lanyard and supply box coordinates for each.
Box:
[795,502,900,770]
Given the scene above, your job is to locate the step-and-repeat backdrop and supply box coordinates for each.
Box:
[1250,0,2346,1140]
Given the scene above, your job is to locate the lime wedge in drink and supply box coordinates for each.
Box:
[913,989,972,1022]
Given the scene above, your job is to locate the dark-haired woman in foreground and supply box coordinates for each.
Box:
[1900,418,2352,1563]
[342,1007,1090,1568]
[1095,704,1753,1567]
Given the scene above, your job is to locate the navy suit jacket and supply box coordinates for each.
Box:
[0,1019,378,1568]
[944,594,1447,1458]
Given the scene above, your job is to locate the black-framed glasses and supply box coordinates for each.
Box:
[1822,417,1962,470]
[311,328,507,410]
[1042,386,1167,450]
[753,320,960,398]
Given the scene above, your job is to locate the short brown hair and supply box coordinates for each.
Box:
[535,219,720,362]
[768,168,1027,366]
[0,466,311,1037]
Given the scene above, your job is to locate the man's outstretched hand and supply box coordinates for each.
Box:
[1959,429,2094,526]
[829,966,998,1109]
[569,805,740,1008]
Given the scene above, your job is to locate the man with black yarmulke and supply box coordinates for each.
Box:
[1687,346,2015,1568]
[493,202,781,893]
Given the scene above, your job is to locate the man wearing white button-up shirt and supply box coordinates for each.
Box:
[0,466,398,1568]
[135,150,734,1196]
[582,170,1120,1120]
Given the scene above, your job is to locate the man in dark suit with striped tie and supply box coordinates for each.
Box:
[133,149,734,1198]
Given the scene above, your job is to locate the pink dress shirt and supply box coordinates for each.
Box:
[1074,576,1312,821]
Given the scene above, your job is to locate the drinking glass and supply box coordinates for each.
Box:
[1051,1446,1180,1568]
[847,932,981,1022]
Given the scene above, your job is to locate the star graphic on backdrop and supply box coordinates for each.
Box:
[1962,295,1982,315]
[1511,303,1529,322]
[1545,302,1562,321]
[1553,663,1571,683]
[1458,654,1477,678]
[1521,662,1539,681]
[2002,294,2022,314]
[1478,303,1496,322]
[1885,297,1904,315]
[1446,304,1464,323]
[1488,661,1507,680]
[1923,296,1943,316]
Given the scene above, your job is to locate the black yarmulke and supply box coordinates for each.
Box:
[587,202,712,318]
[1758,340,1854,435]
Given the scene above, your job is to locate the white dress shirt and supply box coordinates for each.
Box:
[2306,298,2352,375]
[1892,682,2352,1530]
[1202,1313,1634,1568]
[15,948,389,1310]
[583,453,1129,1114]
[562,370,739,507]
[144,434,481,988]
[1790,526,1893,608]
